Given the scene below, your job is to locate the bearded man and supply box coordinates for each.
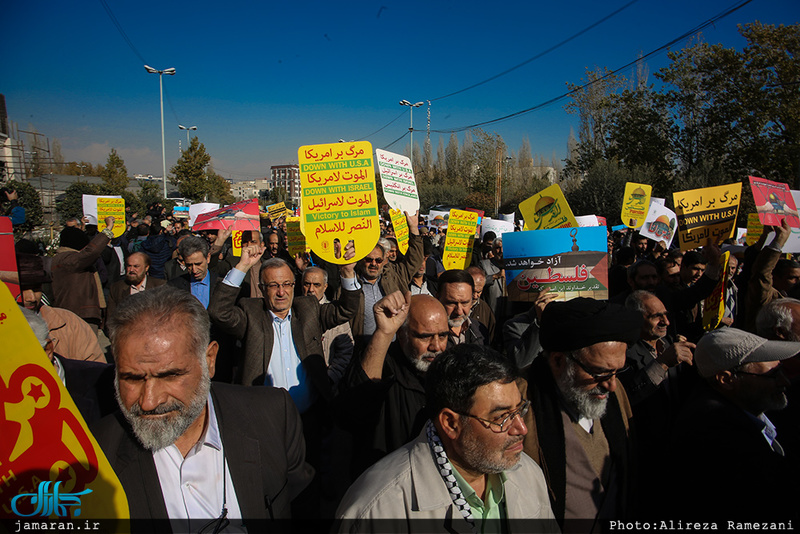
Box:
[107,252,165,317]
[91,286,313,530]
[437,269,488,347]
[520,297,642,530]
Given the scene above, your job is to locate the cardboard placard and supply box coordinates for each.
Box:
[442,209,479,270]
[518,184,578,230]
[376,149,419,213]
[389,209,409,255]
[298,141,379,264]
[749,176,800,227]
[621,182,652,229]
[702,251,731,331]
[673,183,741,250]
[640,202,678,248]
[96,197,125,237]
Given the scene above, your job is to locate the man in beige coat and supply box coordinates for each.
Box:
[336,344,556,533]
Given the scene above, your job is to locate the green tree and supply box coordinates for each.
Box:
[3,180,44,234]
[101,148,130,194]
[171,138,214,202]
[206,170,235,205]
[56,181,101,222]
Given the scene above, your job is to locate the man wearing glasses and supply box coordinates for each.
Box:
[668,328,798,519]
[521,297,642,530]
[336,344,557,531]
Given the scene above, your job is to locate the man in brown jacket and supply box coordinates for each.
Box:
[51,216,115,333]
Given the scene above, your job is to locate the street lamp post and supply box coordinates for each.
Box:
[144,65,176,198]
[178,124,197,146]
[399,100,424,165]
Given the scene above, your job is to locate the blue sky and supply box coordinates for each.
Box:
[4,0,797,181]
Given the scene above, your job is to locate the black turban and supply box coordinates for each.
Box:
[539,297,642,352]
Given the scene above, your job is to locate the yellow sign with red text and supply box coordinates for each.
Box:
[389,209,409,255]
[96,198,125,238]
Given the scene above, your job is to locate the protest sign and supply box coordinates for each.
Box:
[267,202,287,220]
[428,210,449,228]
[639,202,678,248]
[188,203,220,228]
[96,197,126,237]
[232,230,243,256]
[779,191,800,254]
[575,215,600,227]
[746,213,763,246]
[518,184,577,230]
[389,209,409,255]
[376,149,419,213]
[504,226,609,302]
[480,217,514,239]
[442,209,479,270]
[748,176,800,227]
[298,141,379,264]
[0,284,129,520]
[0,217,19,299]
[81,194,121,225]
[286,217,308,256]
[621,182,652,229]
[673,183,741,250]
[702,251,731,331]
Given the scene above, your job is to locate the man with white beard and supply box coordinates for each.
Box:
[520,298,642,531]
[437,269,489,347]
[337,291,450,475]
[92,286,313,530]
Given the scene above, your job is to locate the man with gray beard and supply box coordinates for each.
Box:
[91,286,313,531]
[337,291,450,475]
[520,298,642,531]
[437,269,488,347]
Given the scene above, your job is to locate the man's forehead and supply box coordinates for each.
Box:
[184,252,208,264]
[262,266,293,282]
[304,271,325,283]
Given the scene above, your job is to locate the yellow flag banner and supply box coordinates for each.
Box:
[298,142,379,264]
[286,217,309,256]
[703,251,731,331]
[389,209,409,255]
[96,198,126,238]
[231,230,243,257]
[620,182,652,229]
[518,184,578,230]
[267,202,287,221]
[0,284,128,525]
[443,209,479,270]
[746,213,764,246]
[673,183,741,251]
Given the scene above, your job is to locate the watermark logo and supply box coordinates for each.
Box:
[11,481,92,517]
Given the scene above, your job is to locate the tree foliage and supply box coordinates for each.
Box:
[100,148,130,194]
[3,180,43,234]
[170,137,213,202]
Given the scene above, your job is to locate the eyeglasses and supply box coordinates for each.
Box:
[363,257,384,264]
[568,353,629,382]
[259,281,295,291]
[457,400,530,433]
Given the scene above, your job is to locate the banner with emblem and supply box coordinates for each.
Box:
[389,209,410,255]
[620,182,652,229]
[518,184,578,230]
[0,284,128,523]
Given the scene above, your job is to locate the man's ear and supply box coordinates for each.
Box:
[715,370,736,390]
[550,351,567,376]
[206,341,219,379]
[437,408,463,440]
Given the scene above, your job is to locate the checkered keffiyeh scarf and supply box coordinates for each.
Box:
[425,420,475,530]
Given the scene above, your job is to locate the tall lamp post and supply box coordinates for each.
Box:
[399,100,424,165]
[178,124,197,146]
[144,65,176,198]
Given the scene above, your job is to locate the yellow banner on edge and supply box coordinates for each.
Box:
[298,141,379,264]
[519,183,578,231]
[673,183,741,251]
[286,217,309,256]
[443,209,479,270]
[702,251,731,331]
[621,182,652,229]
[746,213,763,246]
[267,202,287,220]
[0,284,128,520]
[96,198,125,238]
[389,209,409,255]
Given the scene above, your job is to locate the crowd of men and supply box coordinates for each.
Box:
[8,203,798,531]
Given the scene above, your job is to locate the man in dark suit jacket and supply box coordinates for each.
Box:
[91,286,313,531]
[107,252,166,318]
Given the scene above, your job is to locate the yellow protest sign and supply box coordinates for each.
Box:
[621,182,652,229]
[443,209,479,270]
[298,141,379,264]
[231,230,243,257]
[267,202,287,220]
[0,284,128,521]
[286,217,308,256]
[96,197,125,238]
[518,184,578,230]
[673,183,741,250]
[703,251,731,331]
[389,209,409,255]
[746,213,763,246]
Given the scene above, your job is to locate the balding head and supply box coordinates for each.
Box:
[757,298,800,341]
[398,295,450,373]
[125,252,151,286]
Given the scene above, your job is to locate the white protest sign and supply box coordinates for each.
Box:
[639,202,678,248]
[575,215,600,227]
[82,195,122,225]
[189,203,220,228]
[480,218,514,238]
[376,149,419,213]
